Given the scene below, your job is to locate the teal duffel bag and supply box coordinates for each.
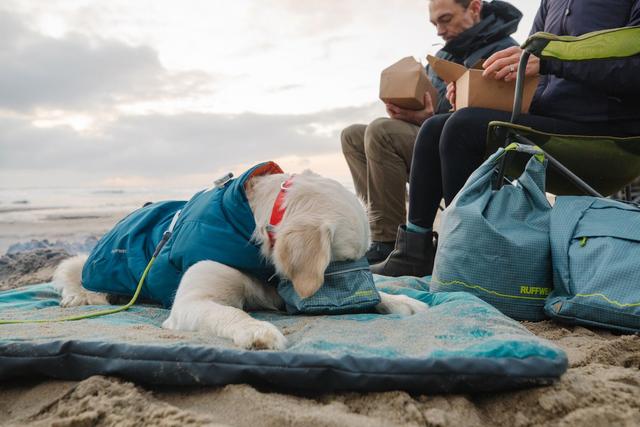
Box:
[431,144,553,321]
[544,196,640,333]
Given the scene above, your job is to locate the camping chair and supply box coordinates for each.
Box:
[616,176,640,203]
[486,26,640,199]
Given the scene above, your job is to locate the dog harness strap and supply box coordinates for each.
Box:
[267,176,294,246]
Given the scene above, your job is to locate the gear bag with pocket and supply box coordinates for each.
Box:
[545,196,640,333]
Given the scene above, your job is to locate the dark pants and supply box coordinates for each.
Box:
[408,107,639,228]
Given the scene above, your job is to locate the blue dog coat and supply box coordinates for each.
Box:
[82,162,283,307]
[83,161,381,313]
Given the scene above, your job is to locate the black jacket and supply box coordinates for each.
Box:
[529,0,640,131]
[429,0,522,113]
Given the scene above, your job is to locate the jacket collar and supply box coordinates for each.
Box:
[441,0,521,59]
[219,161,284,241]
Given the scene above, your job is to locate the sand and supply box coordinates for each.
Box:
[0,213,639,427]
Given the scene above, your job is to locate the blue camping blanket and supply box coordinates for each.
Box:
[0,277,567,393]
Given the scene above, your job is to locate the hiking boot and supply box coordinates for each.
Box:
[365,241,395,264]
[370,225,437,277]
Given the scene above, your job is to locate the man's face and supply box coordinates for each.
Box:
[429,0,480,43]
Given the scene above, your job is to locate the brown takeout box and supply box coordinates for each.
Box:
[379,57,439,110]
[426,55,538,113]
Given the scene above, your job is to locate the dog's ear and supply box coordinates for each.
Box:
[273,221,332,298]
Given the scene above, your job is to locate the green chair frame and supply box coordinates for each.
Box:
[488,26,640,199]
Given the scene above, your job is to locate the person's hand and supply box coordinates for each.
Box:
[385,91,434,126]
[482,46,540,82]
[446,82,455,109]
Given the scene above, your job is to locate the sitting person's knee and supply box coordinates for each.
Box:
[445,107,480,126]
[363,118,394,152]
[438,108,484,157]
[414,116,447,158]
[341,125,363,153]
[365,118,392,138]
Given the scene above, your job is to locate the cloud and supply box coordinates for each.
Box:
[0,10,212,114]
[0,102,382,186]
[0,5,388,189]
[266,84,304,93]
[246,0,414,36]
[247,1,353,37]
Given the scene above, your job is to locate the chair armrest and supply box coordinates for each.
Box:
[522,26,640,61]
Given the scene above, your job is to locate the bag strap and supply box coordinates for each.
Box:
[493,143,545,190]
[504,143,545,163]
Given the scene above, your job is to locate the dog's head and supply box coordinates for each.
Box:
[248,170,370,298]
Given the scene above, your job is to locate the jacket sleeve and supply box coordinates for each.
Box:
[529,0,547,35]
[539,3,640,97]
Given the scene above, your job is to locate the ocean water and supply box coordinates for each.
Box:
[0,187,197,223]
[0,180,360,254]
[0,187,198,254]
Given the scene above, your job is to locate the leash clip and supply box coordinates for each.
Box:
[205,172,234,193]
[214,172,233,188]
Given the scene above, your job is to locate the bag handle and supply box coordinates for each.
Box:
[454,144,545,206]
[492,143,545,190]
[504,143,545,162]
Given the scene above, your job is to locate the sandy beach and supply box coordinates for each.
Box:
[0,208,639,427]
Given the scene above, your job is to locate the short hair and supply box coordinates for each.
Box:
[430,0,473,7]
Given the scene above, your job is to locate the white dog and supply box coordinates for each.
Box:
[55,170,427,350]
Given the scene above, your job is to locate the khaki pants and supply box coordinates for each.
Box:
[341,118,419,242]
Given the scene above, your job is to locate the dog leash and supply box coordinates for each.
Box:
[0,209,182,325]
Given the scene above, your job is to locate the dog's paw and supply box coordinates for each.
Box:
[161,316,176,330]
[233,320,287,350]
[376,293,429,315]
[60,290,109,307]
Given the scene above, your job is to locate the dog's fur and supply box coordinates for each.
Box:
[55,170,427,350]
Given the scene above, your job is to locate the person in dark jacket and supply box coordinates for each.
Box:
[342,0,522,264]
[372,0,640,277]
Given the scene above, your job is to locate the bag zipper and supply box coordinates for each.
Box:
[325,266,368,276]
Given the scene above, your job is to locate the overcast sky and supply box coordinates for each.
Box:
[0,0,539,189]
